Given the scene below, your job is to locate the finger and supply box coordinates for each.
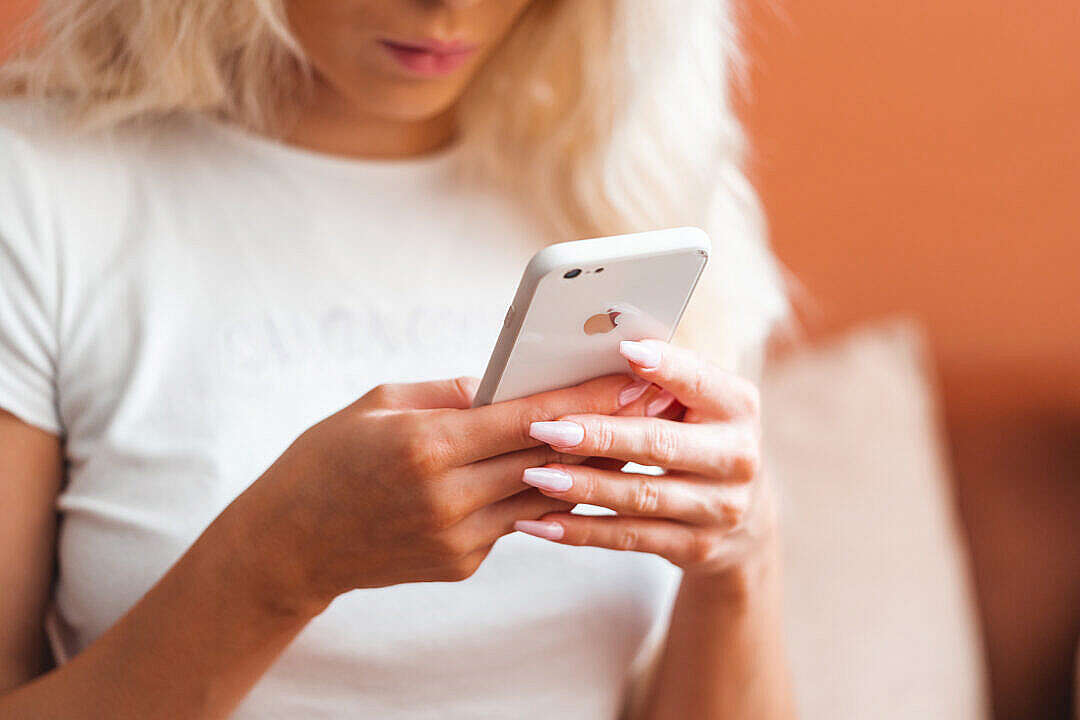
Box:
[521,464,749,526]
[426,545,492,583]
[581,457,628,472]
[514,513,705,566]
[614,383,686,422]
[619,339,759,420]
[611,382,666,418]
[645,390,685,419]
[431,373,645,464]
[363,377,480,410]
[444,444,589,515]
[451,487,575,550]
[529,414,759,478]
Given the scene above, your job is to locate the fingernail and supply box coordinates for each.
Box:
[522,467,573,492]
[620,340,662,369]
[529,421,584,447]
[618,378,652,406]
[646,390,676,416]
[514,520,565,541]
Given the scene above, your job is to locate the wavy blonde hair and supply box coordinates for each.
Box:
[1,0,787,371]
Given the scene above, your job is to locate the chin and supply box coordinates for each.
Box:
[349,78,469,123]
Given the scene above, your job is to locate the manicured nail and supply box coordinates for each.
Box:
[620,340,662,369]
[618,378,652,406]
[514,520,565,541]
[529,421,584,447]
[522,467,573,492]
[646,390,676,416]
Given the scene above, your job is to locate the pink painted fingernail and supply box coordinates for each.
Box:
[514,520,565,541]
[620,340,662,369]
[529,421,584,447]
[646,390,676,416]
[522,467,573,492]
[618,378,652,406]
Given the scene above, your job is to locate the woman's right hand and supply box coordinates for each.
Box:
[232,373,649,610]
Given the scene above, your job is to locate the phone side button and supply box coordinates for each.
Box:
[503,305,515,328]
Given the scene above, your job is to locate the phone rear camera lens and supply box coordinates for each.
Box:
[564,269,582,279]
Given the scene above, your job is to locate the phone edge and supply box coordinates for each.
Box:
[471,227,711,407]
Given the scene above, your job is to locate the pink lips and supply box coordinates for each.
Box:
[379,38,477,76]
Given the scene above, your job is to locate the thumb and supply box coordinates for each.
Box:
[364,377,480,410]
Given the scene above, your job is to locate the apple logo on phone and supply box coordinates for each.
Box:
[583,310,621,335]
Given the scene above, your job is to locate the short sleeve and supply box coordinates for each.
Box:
[0,126,62,435]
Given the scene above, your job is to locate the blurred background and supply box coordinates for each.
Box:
[738,1,1079,718]
[2,1,1077,718]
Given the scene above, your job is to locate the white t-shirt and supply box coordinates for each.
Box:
[0,101,683,718]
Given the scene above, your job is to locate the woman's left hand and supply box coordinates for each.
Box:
[513,339,777,581]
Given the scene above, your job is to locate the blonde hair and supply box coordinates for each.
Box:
[1,0,787,371]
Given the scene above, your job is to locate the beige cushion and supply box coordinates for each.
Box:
[763,321,990,719]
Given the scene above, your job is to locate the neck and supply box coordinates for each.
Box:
[284,83,457,160]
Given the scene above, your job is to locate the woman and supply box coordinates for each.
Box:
[0,1,793,718]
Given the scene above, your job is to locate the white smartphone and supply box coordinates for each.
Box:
[473,227,710,406]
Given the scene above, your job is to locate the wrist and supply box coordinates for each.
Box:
[680,532,782,607]
[214,488,332,622]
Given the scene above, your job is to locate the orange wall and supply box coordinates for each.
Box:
[741,0,1080,418]
[0,1,31,49]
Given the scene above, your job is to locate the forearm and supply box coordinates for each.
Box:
[640,538,795,720]
[0,495,326,720]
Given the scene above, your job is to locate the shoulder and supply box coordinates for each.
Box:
[0,100,120,274]
[0,98,123,181]
[0,99,56,194]
[0,99,232,249]
[0,99,231,300]
[0,100,67,263]
[0,98,244,197]
[0,98,132,222]
[0,97,213,180]
[0,97,67,143]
